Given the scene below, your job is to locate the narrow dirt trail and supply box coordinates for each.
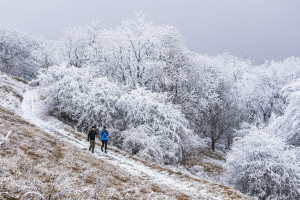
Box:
[21,88,249,200]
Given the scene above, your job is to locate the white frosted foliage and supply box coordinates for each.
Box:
[116,88,199,164]
[225,127,300,199]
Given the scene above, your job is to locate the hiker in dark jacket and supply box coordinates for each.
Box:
[100,126,109,153]
[88,125,97,153]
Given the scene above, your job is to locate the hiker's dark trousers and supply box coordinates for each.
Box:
[89,140,95,153]
[101,140,108,151]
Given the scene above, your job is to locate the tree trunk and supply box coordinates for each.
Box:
[137,64,142,87]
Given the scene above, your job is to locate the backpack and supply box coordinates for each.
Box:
[101,130,108,140]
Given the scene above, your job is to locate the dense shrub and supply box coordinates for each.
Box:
[225,126,300,199]
[36,64,124,129]
[270,80,300,146]
[116,88,200,164]
[0,25,40,80]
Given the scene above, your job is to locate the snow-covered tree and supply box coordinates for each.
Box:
[57,21,102,68]
[88,13,189,91]
[174,54,244,151]
[35,64,124,130]
[0,25,40,80]
[225,126,300,199]
[33,38,58,69]
[270,79,300,146]
[116,88,200,164]
[235,57,300,124]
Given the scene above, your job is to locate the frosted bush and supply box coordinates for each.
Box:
[36,64,124,129]
[116,88,200,164]
[0,25,40,80]
[225,126,300,199]
[270,80,300,146]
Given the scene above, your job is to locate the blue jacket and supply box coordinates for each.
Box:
[100,130,109,141]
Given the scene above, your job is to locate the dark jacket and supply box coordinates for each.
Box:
[88,129,98,141]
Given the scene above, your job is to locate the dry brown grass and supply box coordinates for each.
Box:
[118,150,249,199]
[1,193,19,200]
[85,137,246,199]
[185,148,226,177]
[10,76,28,85]
[0,85,23,102]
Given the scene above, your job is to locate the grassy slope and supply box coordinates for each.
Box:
[0,106,191,200]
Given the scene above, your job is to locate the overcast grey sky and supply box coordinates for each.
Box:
[1,0,300,62]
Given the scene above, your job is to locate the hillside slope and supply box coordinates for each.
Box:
[0,72,251,199]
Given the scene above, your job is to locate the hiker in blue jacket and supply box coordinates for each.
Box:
[100,125,109,153]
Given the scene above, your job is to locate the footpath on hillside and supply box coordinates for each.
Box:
[20,87,249,200]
